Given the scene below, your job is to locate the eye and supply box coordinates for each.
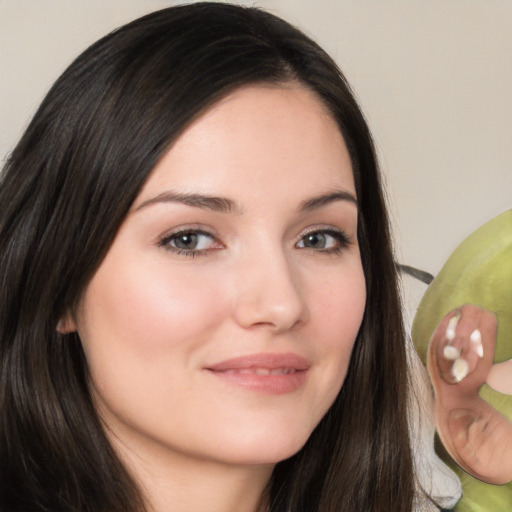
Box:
[296,229,349,253]
[159,229,220,256]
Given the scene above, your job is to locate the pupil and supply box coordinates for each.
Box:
[305,233,325,248]
[175,233,197,249]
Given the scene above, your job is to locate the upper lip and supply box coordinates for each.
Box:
[206,352,310,372]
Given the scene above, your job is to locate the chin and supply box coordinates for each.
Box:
[213,428,311,466]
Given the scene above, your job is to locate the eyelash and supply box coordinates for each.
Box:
[296,227,351,254]
[158,227,351,258]
[158,228,220,258]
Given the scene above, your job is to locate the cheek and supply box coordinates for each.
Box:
[313,266,366,347]
[306,263,366,394]
[77,256,228,365]
[76,257,233,436]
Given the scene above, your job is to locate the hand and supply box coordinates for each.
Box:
[428,304,512,485]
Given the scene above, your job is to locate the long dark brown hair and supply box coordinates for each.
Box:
[0,3,414,511]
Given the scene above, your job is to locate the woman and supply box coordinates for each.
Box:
[0,3,415,511]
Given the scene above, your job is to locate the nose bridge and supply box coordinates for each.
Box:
[232,240,306,331]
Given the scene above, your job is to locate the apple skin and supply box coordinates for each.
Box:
[412,209,512,512]
[413,210,512,365]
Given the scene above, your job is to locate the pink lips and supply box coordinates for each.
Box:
[205,353,310,394]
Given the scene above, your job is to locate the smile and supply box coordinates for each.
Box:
[220,367,298,375]
[205,353,309,394]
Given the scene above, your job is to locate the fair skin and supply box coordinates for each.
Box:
[64,84,366,512]
[488,359,512,394]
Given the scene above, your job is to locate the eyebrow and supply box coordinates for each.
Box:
[134,188,357,214]
[134,192,241,214]
[299,190,358,211]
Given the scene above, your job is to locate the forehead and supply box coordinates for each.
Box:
[136,83,354,204]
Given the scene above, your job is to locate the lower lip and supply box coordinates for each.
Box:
[206,369,308,394]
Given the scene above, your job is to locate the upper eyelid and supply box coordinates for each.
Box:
[297,225,351,241]
[157,225,219,242]
[300,226,347,235]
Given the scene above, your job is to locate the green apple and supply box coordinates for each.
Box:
[413,210,512,364]
[412,209,512,512]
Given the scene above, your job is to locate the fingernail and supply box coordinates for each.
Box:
[443,345,461,360]
[445,312,461,341]
[451,357,469,382]
[470,329,484,358]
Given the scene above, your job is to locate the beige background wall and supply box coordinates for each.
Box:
[1,0,511,277]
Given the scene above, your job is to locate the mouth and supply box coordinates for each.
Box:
[205,353,310,394]
[220,367,299,375]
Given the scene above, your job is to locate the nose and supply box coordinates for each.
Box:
[232,249,307,332]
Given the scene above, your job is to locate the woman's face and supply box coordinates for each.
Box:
[72,84,366,468]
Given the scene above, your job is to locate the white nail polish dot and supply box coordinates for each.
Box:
[445,314,460,341]
[470,329,482,344]
[443,345,460,360]
[451,358,469,382]
[446,328,456,341]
